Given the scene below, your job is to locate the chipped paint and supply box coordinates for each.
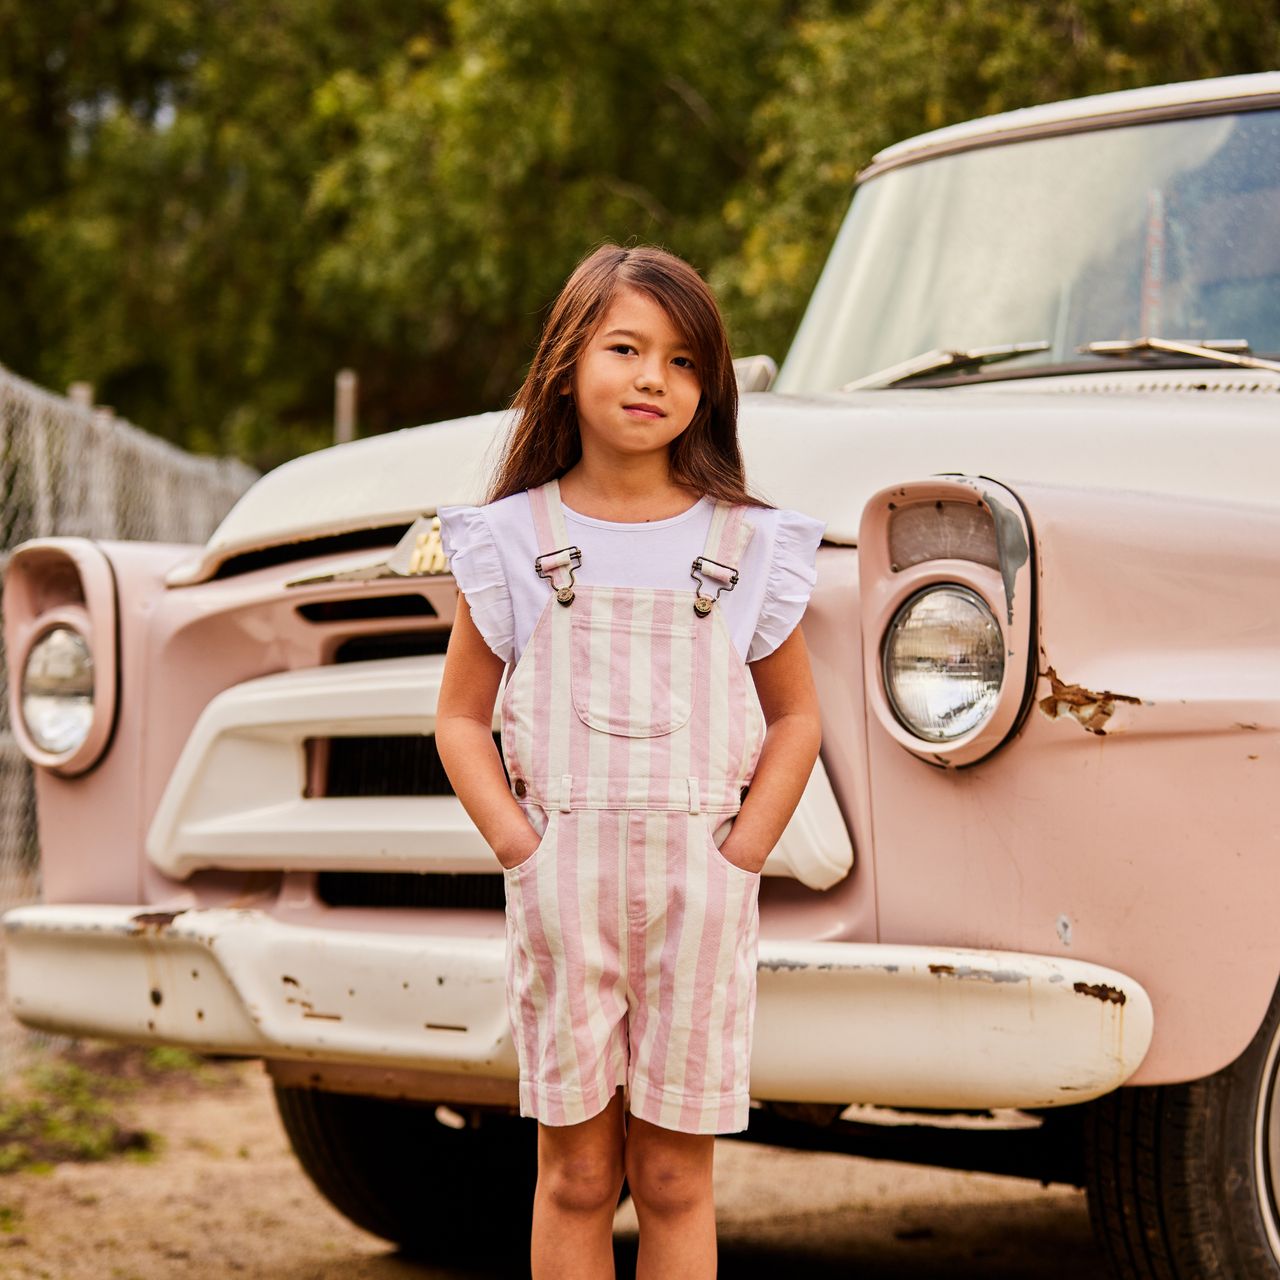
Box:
[130,910,185,934]
[1073,981,1127,1006]
[982,491,1030,624]
[929,962,1027,983]
[1037,667,1141,735]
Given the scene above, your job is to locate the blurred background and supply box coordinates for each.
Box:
[3,0,1278,474]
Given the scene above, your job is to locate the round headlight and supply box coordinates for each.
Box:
[21,626,94,755]
[883,586,1004,742]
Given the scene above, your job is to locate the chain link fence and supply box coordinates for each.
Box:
[0,363,259,1073]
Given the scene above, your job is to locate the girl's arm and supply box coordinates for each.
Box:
[436,595,540,869]
[720,623,824,875]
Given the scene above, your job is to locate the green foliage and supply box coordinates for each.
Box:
[0,1040,237,1175]
[0,1057,153,1172]
[716,0,1280,359]
[4,0,1276,469]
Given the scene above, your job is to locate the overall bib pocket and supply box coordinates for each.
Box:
[570,612,697,738]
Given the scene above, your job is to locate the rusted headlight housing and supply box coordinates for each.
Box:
[21,625,95,754]
[882,586,1004,742]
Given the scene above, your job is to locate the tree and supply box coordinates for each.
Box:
[715,0,1280,361]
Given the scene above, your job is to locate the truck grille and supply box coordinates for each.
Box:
[320,630,507,910]
[317,871,505,910]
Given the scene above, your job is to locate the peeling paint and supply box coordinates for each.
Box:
[929,962,1027,983]
[982,491,1029,624]
[130,910,185,934]
[1037,667,1141,735]
[1073,981,1127,1006]
[760,958,812,972]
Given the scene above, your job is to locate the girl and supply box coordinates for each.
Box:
[435,243,825,1279]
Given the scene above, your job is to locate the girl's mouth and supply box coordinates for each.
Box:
[623,404,666,420]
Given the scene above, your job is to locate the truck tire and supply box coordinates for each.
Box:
[273,1085,538,1262]
[1085,979,1280,1278]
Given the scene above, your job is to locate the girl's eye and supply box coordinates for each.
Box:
[609,343,636,356]
[672,356,696,370]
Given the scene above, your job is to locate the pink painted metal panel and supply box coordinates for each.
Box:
[863,479,1280,1084]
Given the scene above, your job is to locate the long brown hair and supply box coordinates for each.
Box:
[484,243,773,511]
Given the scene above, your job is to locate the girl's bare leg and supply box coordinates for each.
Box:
[625,1115,717,1279]
[531,1089,626,1280]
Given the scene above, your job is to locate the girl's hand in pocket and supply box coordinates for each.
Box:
[718,835,768,875]
[493,814,545,871]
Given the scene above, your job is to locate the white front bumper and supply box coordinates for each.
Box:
[3,904,1153,1109]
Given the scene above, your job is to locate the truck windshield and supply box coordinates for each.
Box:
[775,107,1280,392]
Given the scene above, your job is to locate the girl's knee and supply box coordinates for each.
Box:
[625,1135,713,1218]
[539,1147,625,1216]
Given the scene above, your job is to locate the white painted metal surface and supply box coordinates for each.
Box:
[146,653,853,889]
[3,905,1152,1109]
[163,385,1280,581]
[870,71,1280,171]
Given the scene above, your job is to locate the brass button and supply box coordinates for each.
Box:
[514,778,527,798]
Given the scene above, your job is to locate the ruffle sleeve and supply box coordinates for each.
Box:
[436,504,515,665]
[747,508,827,663]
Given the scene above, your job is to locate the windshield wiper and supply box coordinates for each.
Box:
[1081,337,1280,373]
[841,342,1050,391]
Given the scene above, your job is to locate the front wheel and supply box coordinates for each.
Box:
[273,1085,538,1263]
[1085,977,1280,1278]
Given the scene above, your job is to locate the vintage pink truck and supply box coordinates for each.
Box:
[4,70,1279,1277]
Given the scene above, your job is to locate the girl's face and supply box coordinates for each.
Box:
[569,287,702,467]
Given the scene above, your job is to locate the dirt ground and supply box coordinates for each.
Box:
[0,1057,1108,1279]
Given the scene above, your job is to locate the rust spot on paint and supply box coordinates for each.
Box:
[131,910,184,934]
[301,1010,343,1021]
[149,988,163,1007]
[1037,667,1141,735]
[1073,981,1126,1005]
[1235,722,1261,731]
[929,964,956,975]
[281,975,300,987]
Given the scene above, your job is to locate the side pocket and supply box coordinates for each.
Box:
[702,814,762,880]
[502,804,555,877]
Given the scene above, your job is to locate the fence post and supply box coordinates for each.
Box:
[334,368,357,445]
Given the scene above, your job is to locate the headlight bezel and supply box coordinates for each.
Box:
[5,540,119,776]
[859,478,1035,768]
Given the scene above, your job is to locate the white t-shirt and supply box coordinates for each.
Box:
[438,489,826,669]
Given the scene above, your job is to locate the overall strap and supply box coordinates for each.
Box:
[528,478,581,605]
[692,502,755,615]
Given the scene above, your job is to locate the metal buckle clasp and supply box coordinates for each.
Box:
[535,545,583,605]
[690,556,738,616]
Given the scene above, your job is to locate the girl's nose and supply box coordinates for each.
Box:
[635,362,666,394]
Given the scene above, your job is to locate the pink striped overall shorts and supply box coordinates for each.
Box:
[499,478,766,1135]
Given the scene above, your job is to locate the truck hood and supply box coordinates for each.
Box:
[168,386,1280,585]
